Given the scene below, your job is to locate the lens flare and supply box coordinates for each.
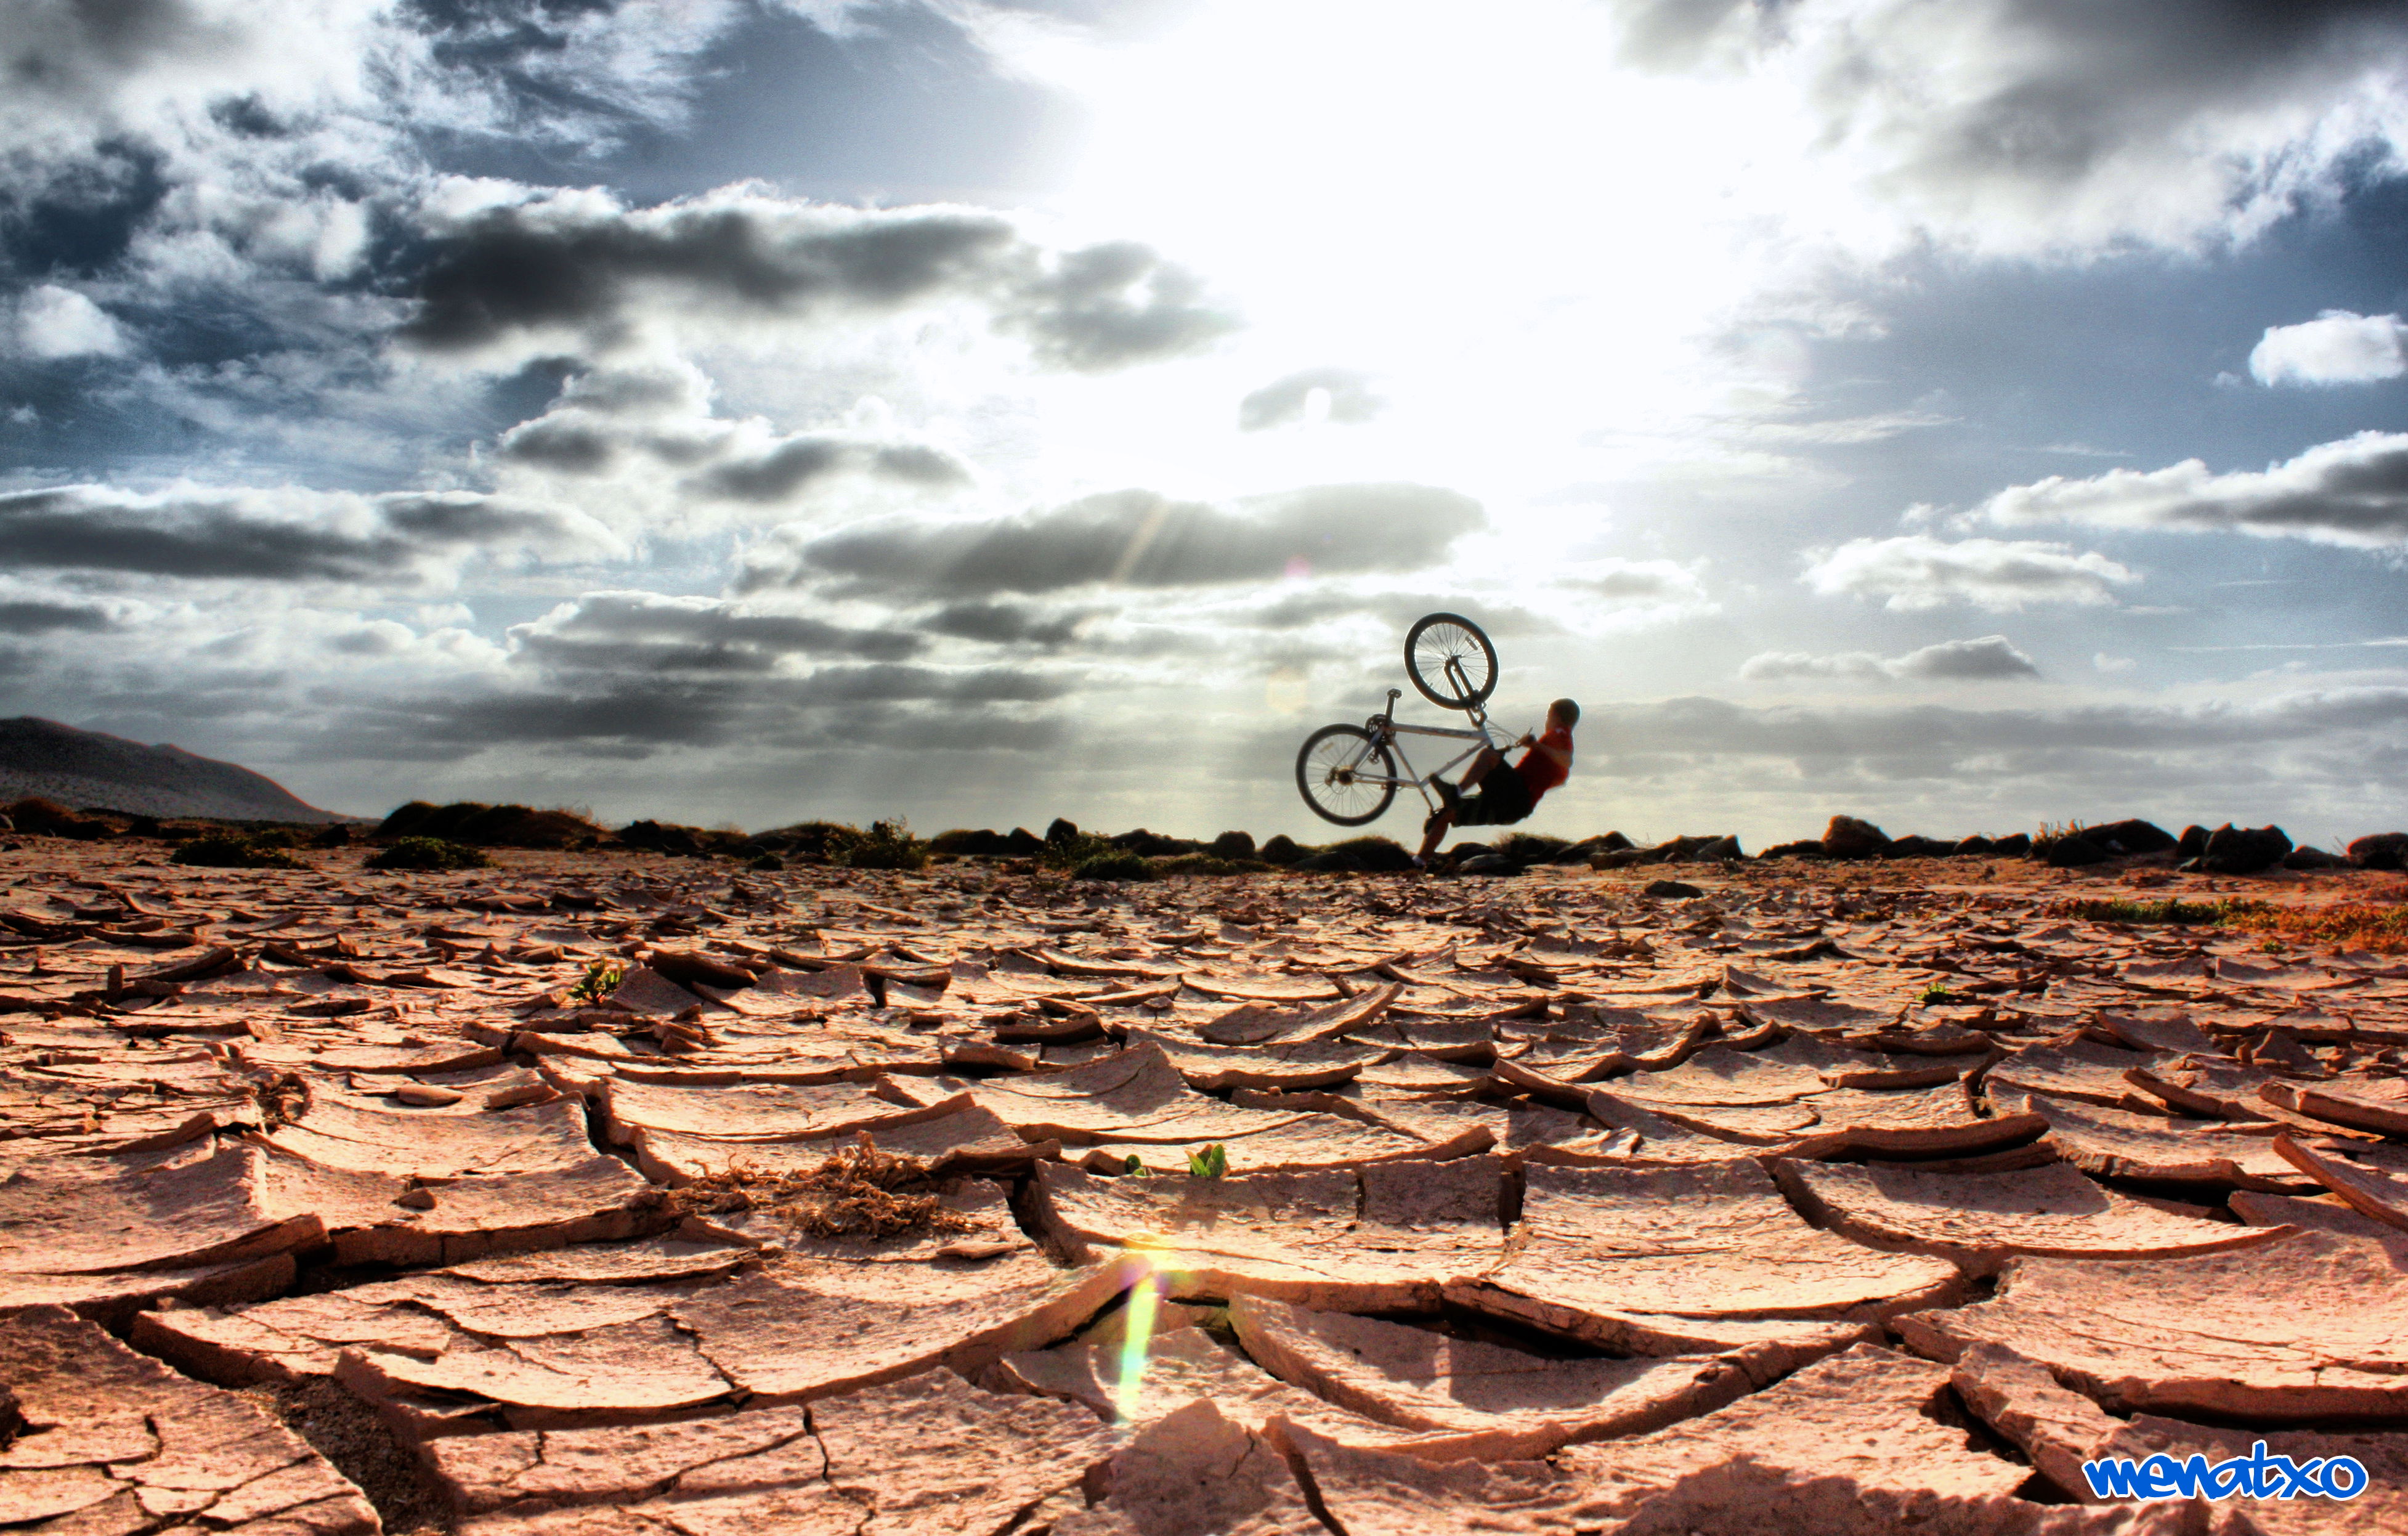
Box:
[1112,1264,1162,1423]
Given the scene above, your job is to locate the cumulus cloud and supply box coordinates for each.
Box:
[743,482,1482,598]
[1237,368,1383,431]
[1801,535,2136,611]
[1741,634,2040,681]
[2249,311,2408,386]
[0,482,622,583]
[400,184,1236,368]
[1982,431,2408,549]
[11,285,131,358]
[1608,0,2408,253]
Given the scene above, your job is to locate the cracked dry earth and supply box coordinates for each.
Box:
[3,844,2407,1535]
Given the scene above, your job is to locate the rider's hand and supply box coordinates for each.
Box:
[1518,733,1536,747]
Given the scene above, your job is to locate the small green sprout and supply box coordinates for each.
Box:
[569,959,625,1004]
[1123,1154,1152,1177]
[1186,1143,1229,1179]
[1917,982,1954,1005]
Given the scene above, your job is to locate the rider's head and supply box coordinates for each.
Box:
[1549,698,1580,731]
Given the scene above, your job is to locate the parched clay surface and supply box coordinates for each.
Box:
[5,842,2407,1532]
[1896,1230,2408,1419]
[0,1303,378,1534]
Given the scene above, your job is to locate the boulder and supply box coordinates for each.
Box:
[2282,845,2338,869]
[1758,840,1825,860]
[1209,830,1256,860]
[1044,817,1079,845]
[1456,854,1521,876]
[2176,824,2209,858]
[1880,835,1947,858]
[2039,836,2109,868]
[2348,831,2408,870]
[1991,832,2031,855]
[1642,880,1702,900]
[1258,834,1303,865]
[2200,822,2290,874]
[1298,850,1366,872]
[1820,816,1889,860]
[1590,847,1645,869]
[1950,835,1993,856]
[2085,818,2177,855]
[1696,835,1743,861]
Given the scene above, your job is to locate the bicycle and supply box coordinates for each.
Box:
[1294,612,1515,826]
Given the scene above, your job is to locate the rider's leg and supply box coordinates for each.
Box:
[1417,803,1456,861]
[1447,745,1503,792]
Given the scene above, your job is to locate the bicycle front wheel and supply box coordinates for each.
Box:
[1295,724,1399,826]
[1405,612,1498,711]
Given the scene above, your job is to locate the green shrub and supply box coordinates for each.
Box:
[829,818,927,871]
[1149,853,1265,877]
[1072,851,1154,882]
[172,835,301,869]
[365,836,492,872]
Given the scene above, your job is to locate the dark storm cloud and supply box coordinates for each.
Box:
[0,484,617,580]
[1237,367,1383,431]
[1985,431,2408,548]
[325,659,1071,762]
[753,482,1483,598]
[0,599,116,635]
[1609,0,2408,237]
[511,590,926,673]
[494,394,976,503]
[399,189,1236,368]
[922,600,1093,647]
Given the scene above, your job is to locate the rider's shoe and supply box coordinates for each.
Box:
[1409,855,1429,870]
[1435,778,1462,814]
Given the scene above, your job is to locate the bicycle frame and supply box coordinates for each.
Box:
[1350,688,1512,812]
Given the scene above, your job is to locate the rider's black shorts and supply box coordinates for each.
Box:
[1458,763,1533,827]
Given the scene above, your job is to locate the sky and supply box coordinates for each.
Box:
[4,0,2408,849]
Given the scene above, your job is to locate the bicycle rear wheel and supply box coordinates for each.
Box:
[1405,612,1498,711]
[1295,724,1399,826]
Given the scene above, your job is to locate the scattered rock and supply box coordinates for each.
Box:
[2039,836,2110,868]
[2200,821,2292,874]
[1820,816,1889,860]
[2347,831,2408,870]
[1641,879,1702,899]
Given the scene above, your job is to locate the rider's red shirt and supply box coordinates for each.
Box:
[1515,725,1573,802]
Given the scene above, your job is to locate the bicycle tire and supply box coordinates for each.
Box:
[1295,723,1399,827]
[1405,612,1499,711]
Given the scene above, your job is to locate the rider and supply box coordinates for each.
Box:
[1414,698,1578,865]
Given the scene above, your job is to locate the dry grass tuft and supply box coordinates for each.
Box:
[2057,891,2408,953]
[667,1134,980,1240]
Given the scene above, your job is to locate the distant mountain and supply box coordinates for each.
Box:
[0,717,351,824]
